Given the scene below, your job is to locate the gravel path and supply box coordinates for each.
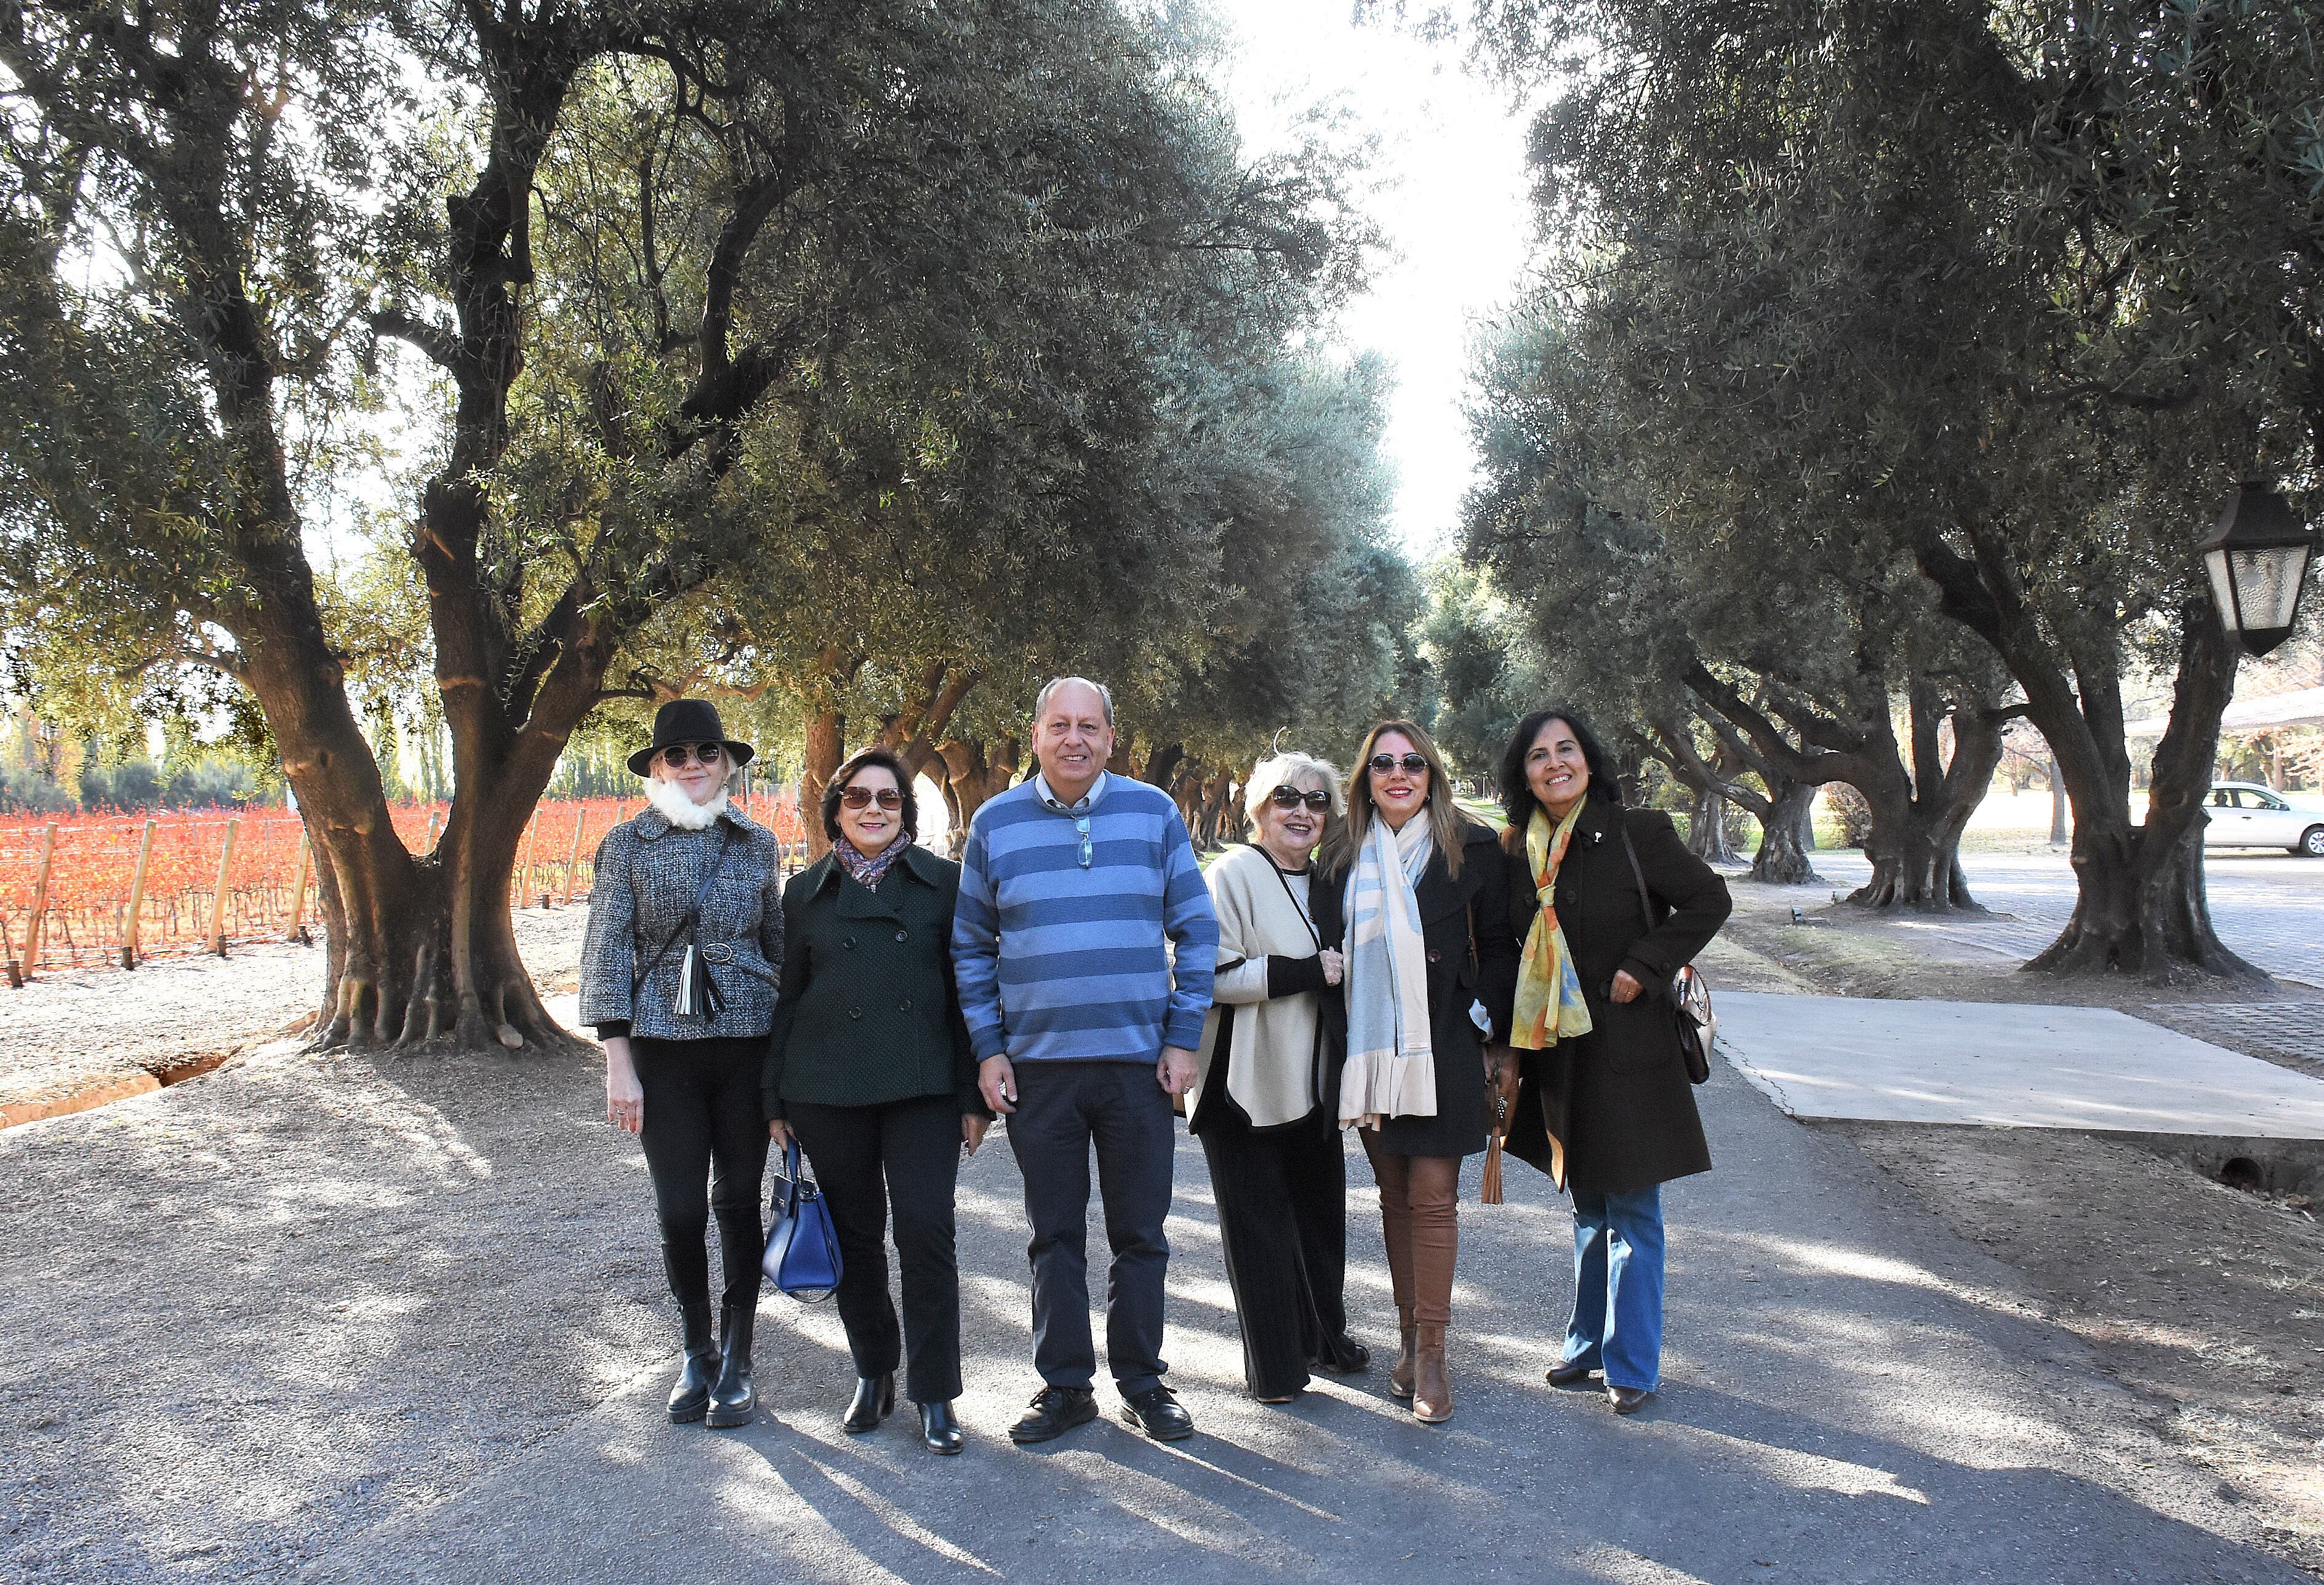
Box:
[0,907,592,1120]
[1,1023,2301,1583]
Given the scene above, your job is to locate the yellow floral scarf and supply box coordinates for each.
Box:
[1510,804,1595,1050]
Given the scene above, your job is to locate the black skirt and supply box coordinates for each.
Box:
[1366,1031,1487,1159]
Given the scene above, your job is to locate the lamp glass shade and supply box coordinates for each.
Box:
[2201,487,2315,658]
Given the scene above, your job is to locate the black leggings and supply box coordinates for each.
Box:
[634,1037,770,1314]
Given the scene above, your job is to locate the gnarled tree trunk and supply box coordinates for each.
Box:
[1749,780,1822,884]
[1685,786,1737,862]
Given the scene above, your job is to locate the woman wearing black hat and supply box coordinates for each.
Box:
[580,700,787,1429]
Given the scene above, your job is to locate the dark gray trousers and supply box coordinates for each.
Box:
[1004,1060,1176,1396]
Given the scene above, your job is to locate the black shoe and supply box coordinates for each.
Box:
[918,1399,964,1455]
[1608,1384,1653,1416]
[1547,1359,1597,1389]
[705,1303,757,1429]
[667,1299,721,1423]
[843,1372,896,1433]
[1008,1386,1097,1444]
[1312,1334,1371,1375]
[1120,1384,1194,1442]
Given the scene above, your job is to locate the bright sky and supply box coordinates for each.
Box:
[1213,1,1536,558]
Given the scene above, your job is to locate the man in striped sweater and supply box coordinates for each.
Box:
[953,676,1219,1445]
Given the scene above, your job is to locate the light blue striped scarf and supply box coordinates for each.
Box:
[1338,815,1438,1127]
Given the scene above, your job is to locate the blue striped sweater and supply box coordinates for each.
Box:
[952,774,1219,1064]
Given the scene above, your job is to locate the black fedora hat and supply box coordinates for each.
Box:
[628,700,756,777]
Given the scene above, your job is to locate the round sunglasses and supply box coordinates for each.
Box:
[658,743,725,769]
[839,785,904,810]
[1267,785,1331,811]
[1368,752,1431,776]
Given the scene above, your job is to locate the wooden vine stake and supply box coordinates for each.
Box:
[517,810,542,908]
[1,914,20,988]
[25,823,57,976]
[207,818,240,957]
[122,817,158,968]
[560,808,587,906]
[286,832,313,943]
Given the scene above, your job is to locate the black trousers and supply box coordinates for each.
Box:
[1198,1106,1350,1398]
[633,1037,770,1317]
[1005,1060,1176,1396]
[786,1093,964,1405]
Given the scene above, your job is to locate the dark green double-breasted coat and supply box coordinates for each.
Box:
[761,845,982,1122]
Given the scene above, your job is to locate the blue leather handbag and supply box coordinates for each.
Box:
[761,1139,843,1301]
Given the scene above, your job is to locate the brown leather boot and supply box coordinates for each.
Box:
[1412,1324,1452,1424]
[1405,1155,1461,1425]
[1366,1130,1420,1402]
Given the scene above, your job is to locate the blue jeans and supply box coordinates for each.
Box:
[1560,1184,1665,1392]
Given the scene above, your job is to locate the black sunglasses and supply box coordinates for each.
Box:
[1267,785,1331,811]
[839,785,904,810]
[659,743,725,769]
[1368,753,1430,776]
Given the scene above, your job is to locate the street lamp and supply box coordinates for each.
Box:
[2201,483,2316,658]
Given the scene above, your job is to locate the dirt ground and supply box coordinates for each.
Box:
[1707,884,2324,1575]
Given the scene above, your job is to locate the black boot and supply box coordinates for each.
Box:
[918,1399,964,1455]
[705,1301,757,1429]
[667,1298,721,1423]
[843,1371,896,1433]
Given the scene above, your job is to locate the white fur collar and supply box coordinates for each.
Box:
[645,777,730,831]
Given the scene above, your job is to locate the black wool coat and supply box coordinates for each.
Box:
[1501,793,1731,1196]
[761,845,984,1122]
[1314,821,1521,1160]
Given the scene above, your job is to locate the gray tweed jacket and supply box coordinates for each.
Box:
[577,804,785,1041]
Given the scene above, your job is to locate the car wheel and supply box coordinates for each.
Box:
[2299,826,2324,858]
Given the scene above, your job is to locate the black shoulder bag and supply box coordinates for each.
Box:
[1618,824,1716,1085]
[633,828,735,1022]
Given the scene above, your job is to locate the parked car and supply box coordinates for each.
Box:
[2203,782,2324,856]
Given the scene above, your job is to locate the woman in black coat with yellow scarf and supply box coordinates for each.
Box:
[1495,708,1730,1416]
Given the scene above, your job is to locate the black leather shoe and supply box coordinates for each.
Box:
[918,1399,964,1455]
[1547,1359,1597,1389]
[1120,1384,1195,1442]
[843,1372,896,1433]
[667,1301,721,1423]
[1608,1384,1653,1416]
[705,1303,757,1429]
[1008,1386,1097,1444]
[1312,1335,1371,1375]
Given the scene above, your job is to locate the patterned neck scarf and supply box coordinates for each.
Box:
[1510,802,1595,1050]
[835,834,909,890]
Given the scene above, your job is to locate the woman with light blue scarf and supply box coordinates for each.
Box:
[1314,718,1517,1426]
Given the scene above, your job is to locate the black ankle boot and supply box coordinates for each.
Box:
[667,1300,721,1423]
[843,1371,896,1432]
[918,1399,964,1455]
[705,1302,756,1429]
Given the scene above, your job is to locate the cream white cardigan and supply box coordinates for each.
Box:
[1190,842,1329,1128]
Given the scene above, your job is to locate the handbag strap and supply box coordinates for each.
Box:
[632,824,735,999]
[1617,820,1667,1001]
[771,1136,807,1215]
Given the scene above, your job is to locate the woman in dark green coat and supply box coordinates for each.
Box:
[764,747,987,1455]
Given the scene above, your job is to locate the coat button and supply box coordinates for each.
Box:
[896,930,908,943]
[849,1007,862,1020]
[1427,948,1442,963]
[899,998,913,1012]
[843,936,856,949]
